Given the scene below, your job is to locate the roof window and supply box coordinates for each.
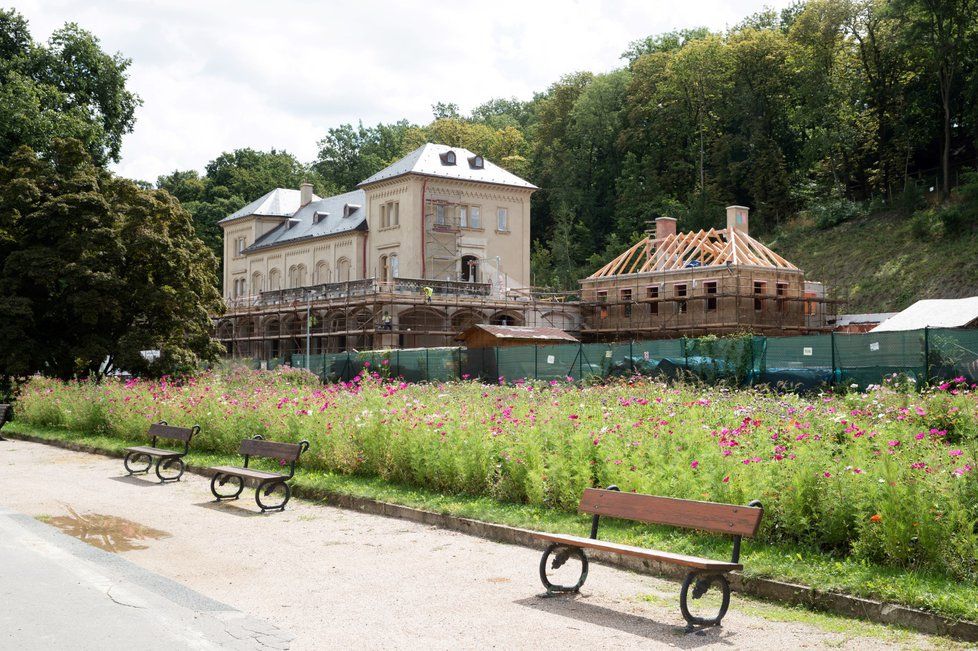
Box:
[468,155,484,169]
[439,150,457,166]
[343,203,361,218]
[314,211,329,224]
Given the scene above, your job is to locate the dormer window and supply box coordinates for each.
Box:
[468,155,484,169]
[286,218,300,230]
[314,211,329,224]
[343,203,361,218]
[439,150,457,166]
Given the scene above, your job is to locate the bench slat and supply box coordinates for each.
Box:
[210,465,285,481]
[532,532,742,572]
[239,438,304,461]
[580,489,763,537]
[125,445,183,458]
[147,423,195,443]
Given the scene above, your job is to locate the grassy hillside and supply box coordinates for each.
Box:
[770,210,978,314]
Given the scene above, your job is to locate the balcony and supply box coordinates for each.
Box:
[225,277,492,309]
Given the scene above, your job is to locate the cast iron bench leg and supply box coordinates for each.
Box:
[680,571,731,630]
[124,451,153,475]
[255,479,291,513]
[538,543,589,596]
[210,473,245,501]
[155,457,185,483]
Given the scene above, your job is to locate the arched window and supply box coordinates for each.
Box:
[268,268,281,291]
[379,255,388,282]
[251,272,263,294]
[389,254,399,279]
[337,258,351,282]
[287,265,297,288]
[296,264,307,287]
[461,255,478,282]
[316,261,330,284]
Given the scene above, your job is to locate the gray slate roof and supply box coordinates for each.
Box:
[219,188,320,224]
[244,189,367,252]
[358,143,537,189]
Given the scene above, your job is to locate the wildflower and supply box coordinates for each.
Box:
[870,514,882,523]
[823,471,831,478]
[914,432,925,440]
[887,440,900,447]
[690,460,699,469]
[949,449,963,457]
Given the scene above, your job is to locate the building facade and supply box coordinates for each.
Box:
[216,144,579,358]
[579,207,831,340]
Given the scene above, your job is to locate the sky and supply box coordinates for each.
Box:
[15,0,795,183]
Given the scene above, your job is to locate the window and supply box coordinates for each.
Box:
[380,204,388,228]
[380,201,399,228]
[647,286,659,315]
[777,282,789,313]
[440,150,456,165]
[596,290,608,320]
[252,271,263,293]
[435,204,446,226]
[497,207,508,232]
[316,261,330,284]
[675,284,687,314]
[754,281,766,312]
[704,281,718,311]
[459,206,467,228]
[391,201,399,226]
[461,255,478,282]
[621,289,632,317]
[468,155,484,169]
[470,206,481,229]
[268,268,281,291]
[389,254,399,278]
[380,255,388,282]
[235,237,246,255]
[337,258,351,282]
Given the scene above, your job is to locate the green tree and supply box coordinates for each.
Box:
[0,140,223,380]
[0,9,140,165]
[313,121,413,191]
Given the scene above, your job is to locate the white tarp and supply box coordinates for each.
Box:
[871,296,978,332]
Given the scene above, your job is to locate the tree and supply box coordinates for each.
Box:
[896,0,977,200]
[313,121,413,191]
[0,140,223,380]
[0,9,140,165]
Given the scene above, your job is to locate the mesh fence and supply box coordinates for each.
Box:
[259,328,977,389]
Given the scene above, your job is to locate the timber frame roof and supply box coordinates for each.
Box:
[587,227,798,279]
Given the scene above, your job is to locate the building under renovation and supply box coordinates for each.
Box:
[579,206,832,340]
[215,144,579,358]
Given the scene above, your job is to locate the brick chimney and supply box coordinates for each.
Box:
[726,205,749,235]
[300,182,313,207]
[654,216,677,241]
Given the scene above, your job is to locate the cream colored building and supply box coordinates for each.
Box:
[217,144,579,357]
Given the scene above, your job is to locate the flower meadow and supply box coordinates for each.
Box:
[16,367,978,580]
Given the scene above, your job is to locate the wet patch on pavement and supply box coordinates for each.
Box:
[37,506,170,552]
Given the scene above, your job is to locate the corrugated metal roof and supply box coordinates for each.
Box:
[359,143,537,189]
[456,324,578,342]
[871,297,978,332]
[244,189,367,252]
[219,188,320,224]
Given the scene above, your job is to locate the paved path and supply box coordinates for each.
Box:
[0,439,953,649]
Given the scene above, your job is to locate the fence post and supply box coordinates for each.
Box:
[923,326,930,387]
[830,331,837,387]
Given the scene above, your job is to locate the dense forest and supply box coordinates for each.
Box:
[158,0,978,293]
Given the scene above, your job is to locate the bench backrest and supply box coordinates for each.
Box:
[147,422,197,444]
[239,436,309,462]
[579,488,763,538]
[0,404,10,427]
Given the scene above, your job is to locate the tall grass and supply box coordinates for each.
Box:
[16,368,978,579]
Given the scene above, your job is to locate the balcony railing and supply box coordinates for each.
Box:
[225,277,492,308]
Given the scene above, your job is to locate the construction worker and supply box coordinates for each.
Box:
[422,286,433,304]
[382,312,393,330]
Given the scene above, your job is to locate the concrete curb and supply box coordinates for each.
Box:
[8,430,978,642]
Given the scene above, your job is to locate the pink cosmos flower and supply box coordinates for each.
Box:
[690,460,699,469]
[949,449,963,457]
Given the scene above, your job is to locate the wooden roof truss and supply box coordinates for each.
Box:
[589,228,798,279]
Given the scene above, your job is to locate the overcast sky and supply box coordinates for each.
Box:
[16,0,793,183]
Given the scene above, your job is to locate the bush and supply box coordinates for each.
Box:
[15,370,978,579]
[809,195,864,229]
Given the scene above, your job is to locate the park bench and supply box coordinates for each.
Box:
[0,404,11,441]
[531,486,763,629]
[123,421,199,483]
[208,435,310,512]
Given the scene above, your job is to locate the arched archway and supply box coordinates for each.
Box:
[541,311,575,331]
[451,310,484,333]
[489,311,524,327]
[399,308,449,348]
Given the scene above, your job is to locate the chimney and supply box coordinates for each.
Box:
[726,205,749,235]
[300,182,313,207]
[654,216,677,241]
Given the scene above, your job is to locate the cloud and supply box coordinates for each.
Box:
[15,0,795,183]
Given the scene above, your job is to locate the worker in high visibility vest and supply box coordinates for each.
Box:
[422,286,433,304]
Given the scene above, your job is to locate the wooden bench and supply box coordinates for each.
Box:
[123,421,199,483]
[208,435,310,512]
[531,486,763,628]
[0,404,11,441]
